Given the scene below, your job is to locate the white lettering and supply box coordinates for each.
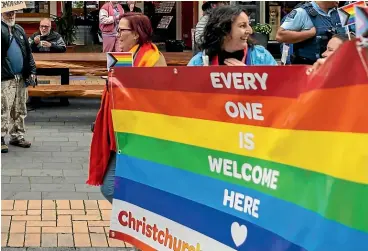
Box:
[254,73,268,90]
[270,170,280,190]
[234,192,244,212]
[223,189,260,218]
[252,166,262,184]
[251,103,264,121]
[221,72,232,88]
[232,161,242,179]
[238,102,253,119]
[210,72,222,88]
[208,156,222,173]
[225,102,239,118]
[232,73,244,89]
[241,163,252,182]
[225,102,264,121]
[239,132,255,151]
[209,157,279,190]
[223,159,232,177]
[243,73,257,90]
[210,72,268,90]
[223,189,235,208]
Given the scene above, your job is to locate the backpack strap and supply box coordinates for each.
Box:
[300,2,318,18]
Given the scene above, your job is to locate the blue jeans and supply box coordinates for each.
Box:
[100,151,116,203]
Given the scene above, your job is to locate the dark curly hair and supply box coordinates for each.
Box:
[201,5,256,60]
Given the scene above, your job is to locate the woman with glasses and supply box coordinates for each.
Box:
[88,12,166,203]
[117,12,167,66]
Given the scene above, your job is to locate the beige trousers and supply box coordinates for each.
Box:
[1,77,28,140]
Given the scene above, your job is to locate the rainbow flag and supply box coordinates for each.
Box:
[355,5,368,37]
[107,52,133,71]
[338,1,367,27]
[108,41,368,251]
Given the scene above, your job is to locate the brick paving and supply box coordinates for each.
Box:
[1,89,137,249]
[1,200,133,249]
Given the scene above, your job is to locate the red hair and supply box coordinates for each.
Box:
[122,12,153,45]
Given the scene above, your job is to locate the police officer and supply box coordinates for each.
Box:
[1,10,36,153]
[276,1,345,65]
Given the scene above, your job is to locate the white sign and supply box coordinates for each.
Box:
[1,1,26,13]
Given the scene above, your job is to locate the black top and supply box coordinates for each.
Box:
[121,4,142,13]
[218,50,245,65]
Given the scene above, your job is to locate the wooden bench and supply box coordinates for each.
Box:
[32,52,192,99]
[28,84,105,98]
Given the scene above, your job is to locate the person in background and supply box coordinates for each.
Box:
[193,1,226,55]
[188,5,277,66]
[276,1,345,65]
[1,10,36,153]
[28,18,66,53]
[99,1,124,52]
[122,1,142,13]
[87,12,166,203]
[307,33,353,74]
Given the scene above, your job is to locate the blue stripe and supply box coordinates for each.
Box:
[115,154,368,251]
[114,176,306,251]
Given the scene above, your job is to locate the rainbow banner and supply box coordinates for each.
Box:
[108,41,368,251]
[107,52,133,71]
[338,1,366,27]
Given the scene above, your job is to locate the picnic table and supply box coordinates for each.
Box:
[30,51,193,99]
[33,51,192,76]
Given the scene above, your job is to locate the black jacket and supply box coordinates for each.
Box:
[1,21,36,82]
[29,30,66,53]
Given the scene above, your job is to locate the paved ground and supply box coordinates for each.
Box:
[1,98,104,200]
[0,96,138,249]
[1,200,135,249]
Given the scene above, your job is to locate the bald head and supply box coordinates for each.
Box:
[39,18,51,35]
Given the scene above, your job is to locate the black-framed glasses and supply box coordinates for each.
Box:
[117,28,132,36]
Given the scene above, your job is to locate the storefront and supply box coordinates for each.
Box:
[16,1,196,49]
[16,1,61,37]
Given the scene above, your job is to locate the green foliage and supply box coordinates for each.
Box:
[51,4,77,46]
[252,23,272,35]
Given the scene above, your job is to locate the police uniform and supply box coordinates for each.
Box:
[281,1,345,64]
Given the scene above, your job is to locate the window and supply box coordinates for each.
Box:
[16,1,50,17]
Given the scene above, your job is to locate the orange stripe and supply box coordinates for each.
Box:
[112,84,368,133]
[111,230,157,251]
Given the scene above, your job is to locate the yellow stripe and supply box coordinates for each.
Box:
[112,110,368,184]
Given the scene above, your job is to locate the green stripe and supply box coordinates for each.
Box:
[116,132,368,233]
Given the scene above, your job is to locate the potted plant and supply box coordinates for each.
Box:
[251,23,272,48]
[51,2,77,52]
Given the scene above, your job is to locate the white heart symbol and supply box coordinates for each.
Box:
[231,222,248,247]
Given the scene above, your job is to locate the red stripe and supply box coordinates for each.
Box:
[110,230,157,251]
[111,42,367,97]
[112,85,368,133]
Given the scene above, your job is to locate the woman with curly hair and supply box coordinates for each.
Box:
[188,5,277,66]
